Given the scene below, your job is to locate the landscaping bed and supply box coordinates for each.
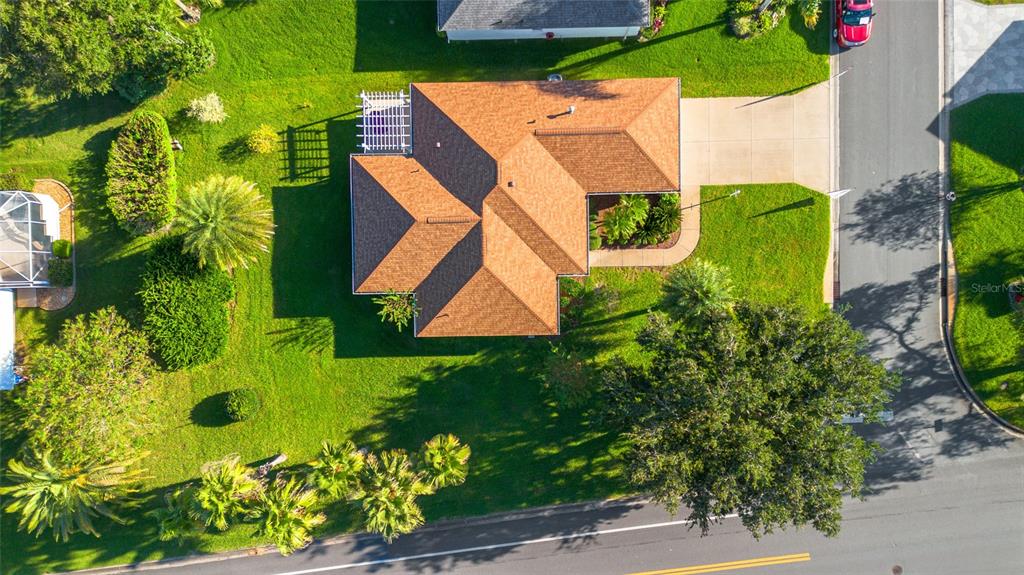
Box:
[0,2,829,572]
[949,94,1024,428]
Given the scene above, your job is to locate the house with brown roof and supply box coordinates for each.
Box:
[350,78,680,337]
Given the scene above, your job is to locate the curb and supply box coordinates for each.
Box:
[937,0,1024,440]
[61,496,652,575]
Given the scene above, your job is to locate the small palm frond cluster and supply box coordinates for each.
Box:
[174,174,274,272]
[192,454,263,530]
[419,433,471,490]
[372,290,419,333]
[662,258,735,327]
[0,449,146,542]
[254,477,326,555]
[307,440,365,501]
[359,450,429,543]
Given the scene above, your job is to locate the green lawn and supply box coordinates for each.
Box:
[949,94,1024,428]
[0,2,828,572]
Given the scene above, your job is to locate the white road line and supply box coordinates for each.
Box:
[272,515,740,575]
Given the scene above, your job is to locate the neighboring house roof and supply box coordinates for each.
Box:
[351,78,680,337]
[437,0,650,31]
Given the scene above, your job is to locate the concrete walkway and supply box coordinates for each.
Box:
[951,0,1024,106]
[590,83,831,268]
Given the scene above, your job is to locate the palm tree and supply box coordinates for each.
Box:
[255,477,326,556]
[0,449,146,541]
[360,450,429,542]
[147,486,203,543]
[306,440,365,501]
[191,455,262,531]
[418,434,471,490]
[174,174,274,272]
[372,290,418,332]
[662,258,735,327]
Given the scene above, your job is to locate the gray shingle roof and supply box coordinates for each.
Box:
[438,0,650,31]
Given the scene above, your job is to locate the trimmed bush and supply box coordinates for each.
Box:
[52,239,73,259]
[246,125,278,154]
[187,93,227,124]
[139,236,235,370]
[105,111,177,235]
[225,388,261,422]
[47,257,73,287]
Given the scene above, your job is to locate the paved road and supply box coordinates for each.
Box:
[100,2,1024,574]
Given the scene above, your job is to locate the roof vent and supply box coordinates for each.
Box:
[567,105,576,115]
[435,141,441,148]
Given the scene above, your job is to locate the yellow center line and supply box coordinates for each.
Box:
[627,552,812,575]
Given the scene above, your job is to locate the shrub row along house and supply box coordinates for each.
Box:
[437,0,650,41]
[351,78,681,337]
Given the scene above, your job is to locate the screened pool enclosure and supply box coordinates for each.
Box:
[0,189,60,287]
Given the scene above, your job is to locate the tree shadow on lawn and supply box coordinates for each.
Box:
[0,91,132,149]
[21,125,150,345]
[344,344,631,570]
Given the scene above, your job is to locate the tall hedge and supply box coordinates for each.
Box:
[105,111,177,235]
[139,236,234,369]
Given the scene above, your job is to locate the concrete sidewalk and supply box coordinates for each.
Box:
[590,83,831,268]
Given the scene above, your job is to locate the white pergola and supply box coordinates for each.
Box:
[358,90,412,154]
[0,190,58,287]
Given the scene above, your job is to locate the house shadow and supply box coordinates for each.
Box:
[269,114,522,359]
[353,0,582,76]
[949,20,1024,110]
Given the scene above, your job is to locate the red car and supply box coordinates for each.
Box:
[834,0,875,48]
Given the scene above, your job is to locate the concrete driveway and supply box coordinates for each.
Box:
[951,0,1024,106]
[681,82,830,193]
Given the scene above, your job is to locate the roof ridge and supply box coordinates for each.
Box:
[478,267,557,333]
[486,184,583,274]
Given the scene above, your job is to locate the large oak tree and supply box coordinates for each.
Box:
[603,290,900,538]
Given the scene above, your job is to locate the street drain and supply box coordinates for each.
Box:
[892,566,904,575]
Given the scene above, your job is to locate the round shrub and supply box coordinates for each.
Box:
[139,236,235,370]
[246,125,278,154]
[52,239,73,259]
[47,257,73,287]
[105,111,177,235]
[225,387,261,422]
[186,92,227,124]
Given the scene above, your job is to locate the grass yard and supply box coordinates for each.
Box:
[949,94,1024,428]
[0,2,828,572]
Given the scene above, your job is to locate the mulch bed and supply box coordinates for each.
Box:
[589,194,680,250]
[31,179,76,311]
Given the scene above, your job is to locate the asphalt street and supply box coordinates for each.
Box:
[98,2,1024,574]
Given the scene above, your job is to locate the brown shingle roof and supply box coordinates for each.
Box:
[351,78,680,337]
